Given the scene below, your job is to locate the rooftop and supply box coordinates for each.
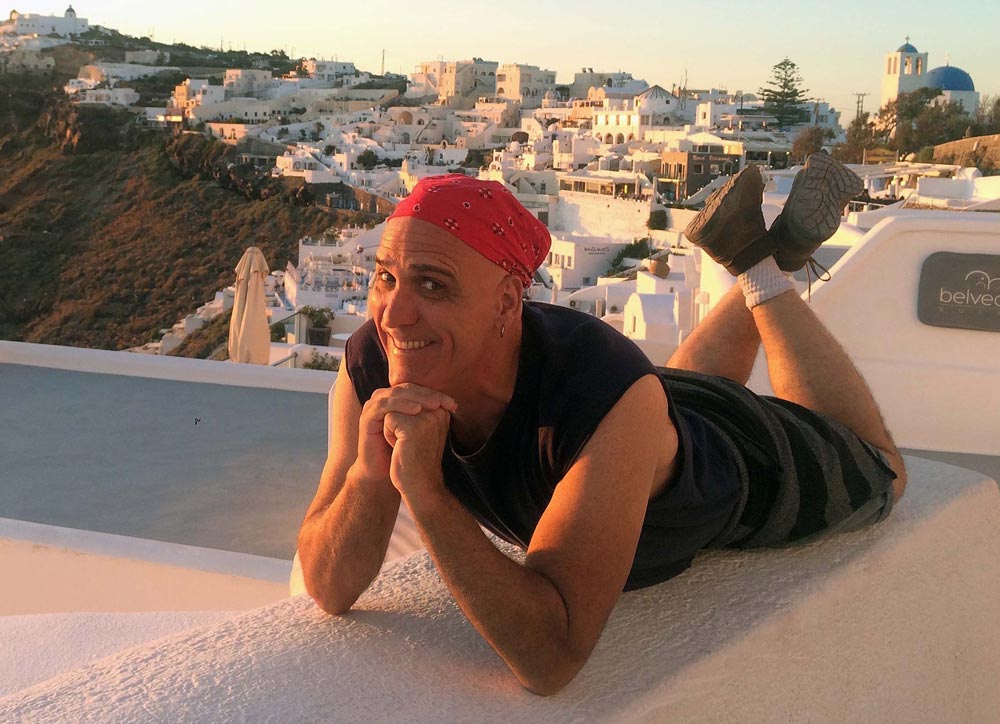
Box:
[0,344,332,559]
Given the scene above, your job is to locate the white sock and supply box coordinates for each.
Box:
[738,256,795,309]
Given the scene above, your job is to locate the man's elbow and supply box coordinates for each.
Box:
[310,588,357,616]
[297,537,362,615]
[301,565,361,615]
[515,651,587,696]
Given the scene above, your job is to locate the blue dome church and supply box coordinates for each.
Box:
[881,39,979,115]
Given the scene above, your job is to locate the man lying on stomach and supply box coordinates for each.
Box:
[297,166,905,695]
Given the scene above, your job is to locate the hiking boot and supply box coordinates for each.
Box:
[684,165,775,276]
[770,153,863,272]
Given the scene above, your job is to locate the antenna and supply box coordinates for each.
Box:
[381,49,385,76]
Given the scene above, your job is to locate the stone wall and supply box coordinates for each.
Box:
[933,133,1000,171]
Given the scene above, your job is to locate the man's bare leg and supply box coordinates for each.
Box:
[752,289,907,500]
[680,153,904,499]
[667,284,760,384]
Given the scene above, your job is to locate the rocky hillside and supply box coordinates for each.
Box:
[0,74,375,350]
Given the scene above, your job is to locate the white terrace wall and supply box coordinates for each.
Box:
[553,193,652,241]
[748,213,1000,455]
[4,457,998,722]
[0,341,335,394]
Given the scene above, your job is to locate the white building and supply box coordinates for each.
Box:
[78,62,182,85]
[568,69,648,100]
[696,99,843,141]
[171,79,226,118]
[881,39,979,116]
[553,169,655,240]
[74,87,139,106]
[274,148,342,184]
[300,59,358,86]
[592,85,678,144]
[1,6,87,36]
[408,58,497,107]
[495,63,556,110]
[224,69,273,99]
[282,229,377,312]
[545,236,631,290]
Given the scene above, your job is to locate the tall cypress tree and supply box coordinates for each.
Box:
[758,58,810,129]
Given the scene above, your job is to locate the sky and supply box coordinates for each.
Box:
[17,0,999,119]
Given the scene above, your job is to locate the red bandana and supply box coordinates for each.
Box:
[389,174,551,287]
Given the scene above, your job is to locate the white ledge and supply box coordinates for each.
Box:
[0,341,336,393]
[2,456,998,722]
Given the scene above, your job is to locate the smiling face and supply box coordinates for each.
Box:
[371,216,512,393]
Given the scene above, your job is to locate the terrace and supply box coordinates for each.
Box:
[1,210,999,720]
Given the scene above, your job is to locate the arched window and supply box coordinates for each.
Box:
[604,133,613,144]
[616,133,625,144]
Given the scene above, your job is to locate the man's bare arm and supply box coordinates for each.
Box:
[298,372,459,614]
[386,373,677,694]
[297,368,401,614]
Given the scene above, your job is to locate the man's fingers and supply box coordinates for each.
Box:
[363,385,456,436]
[386,383,458,411]
[361,396,423,432]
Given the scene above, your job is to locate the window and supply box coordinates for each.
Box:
[692,163,704,174]
[710,164,720,174]
[566,256,573,269]
[583,277,592,285]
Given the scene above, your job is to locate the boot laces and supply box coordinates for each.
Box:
[803,257,832,301]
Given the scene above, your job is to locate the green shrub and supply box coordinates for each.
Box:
[646,210,667,231]
[303,352,340,371]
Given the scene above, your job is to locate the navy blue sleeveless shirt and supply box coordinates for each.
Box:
[345,302,745,590]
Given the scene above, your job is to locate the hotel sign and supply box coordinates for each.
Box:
[918,252,1000,332]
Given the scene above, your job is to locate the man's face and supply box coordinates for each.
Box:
[371,217,507,392]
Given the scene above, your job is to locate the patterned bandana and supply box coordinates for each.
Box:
[388,174,551,287]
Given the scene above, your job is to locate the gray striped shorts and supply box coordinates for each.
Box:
[661,368,898,550]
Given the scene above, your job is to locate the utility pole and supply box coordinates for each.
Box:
[853,92,869,121]
[381,49,385,76]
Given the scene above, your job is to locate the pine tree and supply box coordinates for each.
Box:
[758,58,810,129]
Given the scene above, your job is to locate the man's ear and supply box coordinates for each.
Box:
[497,274,523,323]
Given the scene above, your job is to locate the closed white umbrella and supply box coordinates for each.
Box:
[228,246,270,365]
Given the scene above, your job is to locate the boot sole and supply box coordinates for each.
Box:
[684,166,763,243]
[781,154,863,245]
